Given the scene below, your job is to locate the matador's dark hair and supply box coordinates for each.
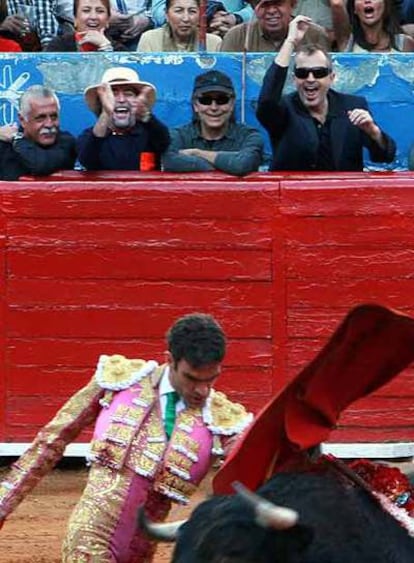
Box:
[167,313,226,367]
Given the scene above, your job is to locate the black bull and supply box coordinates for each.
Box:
[140,304,414,562]
[140,469,414,563]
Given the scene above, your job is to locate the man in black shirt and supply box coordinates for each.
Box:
[256,15,396,171]
[0,85,77,180]
[78,66,169,171]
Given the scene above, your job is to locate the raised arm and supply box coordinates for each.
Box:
[256,16,313,137]
[329,0,352,51]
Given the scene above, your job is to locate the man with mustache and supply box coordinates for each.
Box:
[0,85,77,180]
[256,15,396,170]
[78,66,170,171]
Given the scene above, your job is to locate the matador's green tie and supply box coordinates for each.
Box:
[164,390,179,439]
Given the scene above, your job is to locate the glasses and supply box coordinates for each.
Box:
[294,67,331,79]
[197,94,232,106]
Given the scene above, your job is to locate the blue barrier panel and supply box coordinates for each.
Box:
[0,52,413,169]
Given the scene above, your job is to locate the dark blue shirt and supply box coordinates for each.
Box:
[77,116,170,171]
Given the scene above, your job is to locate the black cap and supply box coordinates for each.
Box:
[192,70,235,97]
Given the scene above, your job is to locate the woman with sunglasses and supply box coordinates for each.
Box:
[330,0,414,51]
[162,69,264,175]
[256,14,396,171]
[137,0,221,51]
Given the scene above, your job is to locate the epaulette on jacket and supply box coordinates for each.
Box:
[95,354,159,391]
[204,390,253,436]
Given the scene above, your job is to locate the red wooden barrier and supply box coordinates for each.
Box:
[1,171,414,455]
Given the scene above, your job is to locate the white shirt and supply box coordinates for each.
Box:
[158,366,185,421]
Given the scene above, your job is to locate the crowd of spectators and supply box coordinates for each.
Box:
[0,0,413,178]
[0,0,414,52]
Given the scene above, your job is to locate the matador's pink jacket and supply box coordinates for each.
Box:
[0,355,253,562]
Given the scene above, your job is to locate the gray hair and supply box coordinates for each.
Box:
[19,85,60,120]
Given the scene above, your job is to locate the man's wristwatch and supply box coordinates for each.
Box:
[12,132,24,145]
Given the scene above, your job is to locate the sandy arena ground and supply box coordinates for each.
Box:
[0,461,212,563]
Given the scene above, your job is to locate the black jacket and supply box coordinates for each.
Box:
[77,116,170,171]
[256,63,396,171]
[0,131,77,180]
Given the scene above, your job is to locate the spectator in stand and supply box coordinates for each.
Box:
[220,0,330,51]
[7,0,58,50]
[0,85,77,180]
[207,0,254,37]
[256,16,396,171]
[151,0,254,37]
[293,0,334,40]
[401,0,414,23]
[54,0,76,34]
[106,0,155,50]
[137,0,221,51]
[163,70,263,176]
[78,67,170,171]
[330,0,414,51]
[47,0,123,51]
[0,0,25,49]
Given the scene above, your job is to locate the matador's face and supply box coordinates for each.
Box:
[168,355,221,409]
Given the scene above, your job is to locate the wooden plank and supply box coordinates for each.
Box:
[285,216,414,246]
[6,366,272,397]
[7,339,273,368]
[287,308,414,339]
[7,218,272,249]
[6,308,272,338]
[8,280,273,308]
[281,181,414,216]
[2,184,280,219]
[8,247,271,280]
[287,246,414,279]
[288,278,414,309]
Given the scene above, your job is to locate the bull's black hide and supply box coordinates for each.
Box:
[171,471,414,563]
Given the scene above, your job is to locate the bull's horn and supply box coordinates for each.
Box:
[233,481,299,530]
[137,506,187,542]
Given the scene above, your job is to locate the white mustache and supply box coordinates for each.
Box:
[39,126,58,135]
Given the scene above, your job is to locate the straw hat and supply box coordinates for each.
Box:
[84,67,157,115]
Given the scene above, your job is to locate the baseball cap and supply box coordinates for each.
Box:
[192,70,235,97]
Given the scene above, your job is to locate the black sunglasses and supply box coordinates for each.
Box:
[197,94,232,106]
[294,66,331,79]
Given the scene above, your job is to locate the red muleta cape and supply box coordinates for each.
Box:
[213,304,414,494]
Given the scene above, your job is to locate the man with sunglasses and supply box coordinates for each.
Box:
[162,70,263,176]
[256,15,396,171]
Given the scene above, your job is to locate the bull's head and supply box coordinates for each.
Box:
[138,481,299,542]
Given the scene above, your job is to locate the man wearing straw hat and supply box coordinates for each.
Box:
[78,66,170,171]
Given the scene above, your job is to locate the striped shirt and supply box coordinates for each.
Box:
[7,0,59,46]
